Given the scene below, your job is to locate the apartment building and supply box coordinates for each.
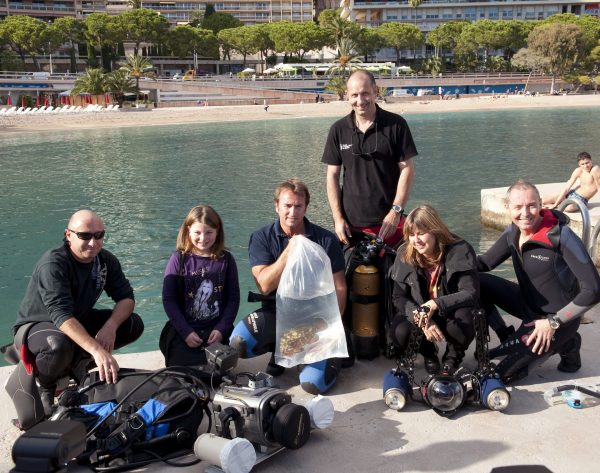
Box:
[1,0,597,29]
[0,0,313,25]
[351,0,599,30]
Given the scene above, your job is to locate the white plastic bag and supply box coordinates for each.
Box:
[275,235,348,367]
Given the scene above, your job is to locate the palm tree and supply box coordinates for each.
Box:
[119,54,155,95]
[325,76,347,100]
[409,0,422,25]
[105,69,136,106]
[327,37,361,77]
[72,68,107,102]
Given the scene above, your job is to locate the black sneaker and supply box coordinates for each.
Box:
[441,346,464,375]
[557,332,582,373]
[424,355,441,375]
[495,325,516,344]
[502,366,529,385]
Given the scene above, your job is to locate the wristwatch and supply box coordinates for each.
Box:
[392,204,404,215]
[547,314,561,330]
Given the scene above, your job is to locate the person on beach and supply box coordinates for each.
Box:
[542,152,600,212]
[263,99,269,112]
[322,70,418,247]
[390,204,479,374]
[9,210,144,415]
[159,205,240,368]
[478,180,600,383]
[229,178,347,394]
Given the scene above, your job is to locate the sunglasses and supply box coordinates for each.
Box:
[351,123,378,160]
[68,229,106,241]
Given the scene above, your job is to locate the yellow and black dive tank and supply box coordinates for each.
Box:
[351,264,380,359]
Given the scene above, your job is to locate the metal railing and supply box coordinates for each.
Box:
[590,218,600,261]
[557,198,591,252]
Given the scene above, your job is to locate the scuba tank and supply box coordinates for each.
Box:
[351,264,380,359]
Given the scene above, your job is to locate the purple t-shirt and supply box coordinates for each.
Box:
[162,250,240,340]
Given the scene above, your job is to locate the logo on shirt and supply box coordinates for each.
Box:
[530,254,550,262]
[340,143,352,150]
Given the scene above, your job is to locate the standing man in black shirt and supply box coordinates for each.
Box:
[321,70,418,247]
[10,209,144,415]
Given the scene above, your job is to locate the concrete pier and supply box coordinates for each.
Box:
[481,182,600,265]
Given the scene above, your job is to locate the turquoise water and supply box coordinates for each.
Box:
[2,107,600,364]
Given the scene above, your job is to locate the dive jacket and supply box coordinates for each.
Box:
[477,209,600,323]
[391,238,479,323]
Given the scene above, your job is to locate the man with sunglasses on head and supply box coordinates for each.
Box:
[322,70,418,247]
[10,209,144,417]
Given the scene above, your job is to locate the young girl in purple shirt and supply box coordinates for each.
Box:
[159,205,240,367]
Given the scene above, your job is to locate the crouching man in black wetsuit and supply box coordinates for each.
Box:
[8,210,144,418]
[478,180,600,383]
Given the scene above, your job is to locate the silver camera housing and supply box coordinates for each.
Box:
[212,373,310,450]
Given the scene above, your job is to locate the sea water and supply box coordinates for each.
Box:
[2,106,600,364]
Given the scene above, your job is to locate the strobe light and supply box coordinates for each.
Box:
[421,374,466,417]
[383,369,411,411]
[480,376,510,411]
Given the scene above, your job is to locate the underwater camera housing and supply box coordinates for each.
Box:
[204,342,239,376]
[383,306,510,417]
[212,372,311,451]
[385,366,509,417]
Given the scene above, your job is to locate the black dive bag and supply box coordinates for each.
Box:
[51,366,211,472]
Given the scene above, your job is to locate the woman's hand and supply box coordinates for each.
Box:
[423,322,445,342]
[207,330,223,345]
[185,331,203,348]
[414,300,438,328]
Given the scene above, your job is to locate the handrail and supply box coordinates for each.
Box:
[589,221,600,261]
[557,198,591,250]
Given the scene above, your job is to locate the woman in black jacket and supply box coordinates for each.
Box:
[390,204,479,373]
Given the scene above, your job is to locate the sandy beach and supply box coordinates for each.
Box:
[1,94,599,134]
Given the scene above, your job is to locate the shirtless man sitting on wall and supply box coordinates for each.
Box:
[543,152,600,212]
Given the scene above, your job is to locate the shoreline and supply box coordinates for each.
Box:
[1,94,599,134]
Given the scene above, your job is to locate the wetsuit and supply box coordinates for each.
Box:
[229,218,345,395]
[13,243,143,389]
[478,209,600,379]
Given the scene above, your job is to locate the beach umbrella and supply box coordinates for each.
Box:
[36,94,40,107]
[6,93,11,106]
[242,67,255,73]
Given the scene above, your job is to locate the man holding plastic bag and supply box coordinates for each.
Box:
[230,179,348,394]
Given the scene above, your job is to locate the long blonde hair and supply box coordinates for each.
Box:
[401,204,459,268]
[176,205,225,258]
